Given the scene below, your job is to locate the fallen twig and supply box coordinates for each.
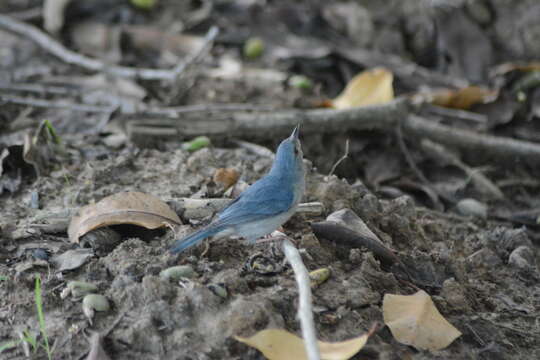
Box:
[296,202,325,216]
[0,94,279,116]
[150,103,279,115]
[279,234,320,360]
[0,94,115,113]
[234,140,275,158]
[420,139,504,199]
[126,98,409,138]
[425,104,488,124]
[85,332,111,360]
[327,139,349,178]
[404,114,540,163]
[0,82,74,95]
[395,118,448,210]
[127,99,540,164]
[5,7,42,21]
[0,14,218,80]
[77,311,126,360]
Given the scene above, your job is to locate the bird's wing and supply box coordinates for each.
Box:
[216,175,294,226]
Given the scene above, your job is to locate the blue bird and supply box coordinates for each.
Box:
[170,125,305,254]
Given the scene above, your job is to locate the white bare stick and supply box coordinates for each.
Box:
[296,202,325,216]
[0,94,115,113]
[0,14,218,80]
[280,234,320,360]
[327,139,350,178]
[234,140,275,158]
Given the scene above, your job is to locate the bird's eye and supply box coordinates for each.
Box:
[294,146,299,155]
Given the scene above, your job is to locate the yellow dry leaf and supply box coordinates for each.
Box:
[431,86,497,110]
[235,328,372,360]
[331,67,394,109]
[383,290,462,351]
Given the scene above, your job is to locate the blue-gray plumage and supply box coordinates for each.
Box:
[170,125,305,254]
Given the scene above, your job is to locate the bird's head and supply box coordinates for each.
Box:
[271,125,304,177]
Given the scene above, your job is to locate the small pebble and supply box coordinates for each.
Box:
[508,246,534,269]
[82,294,110,324]
[61,281,98,299]
[456,198,488,218]
[208,283,228,298]
[31,248,49,261]
[309,268,331,288]
[159,265,196,281]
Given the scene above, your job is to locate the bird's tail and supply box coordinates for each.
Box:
[169,225,222,254]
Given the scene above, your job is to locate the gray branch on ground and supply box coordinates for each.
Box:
[0,14,218,80]
[126,98,540,164]
[403,115,540,164]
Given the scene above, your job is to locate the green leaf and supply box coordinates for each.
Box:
[182,136,211,152]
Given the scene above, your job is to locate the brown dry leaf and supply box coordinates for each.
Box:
[213,168,240,190]
[330,67,394,109]
[68,191,181,243]
[383,290,462,351]
[124,25,207,58]
[431,86,497,110]
[235,327,375,360]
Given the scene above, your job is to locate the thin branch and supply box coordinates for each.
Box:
[0,14,218,80]
[0,94,277,116]
[135,98,409,137]
[404,114,540,163]
[280,235,320,360]
[396,119,430,184]
[0,94,115,113]
[327,139,349,177]
[296,202,325,216]
[420,139,504,199]
[129,98,540,164]
[425,104,488,124]
[234,140,275,158]
[0,82,74,95]
[144,103,280,117]
[396,118,453,209]
[5,7,42,21]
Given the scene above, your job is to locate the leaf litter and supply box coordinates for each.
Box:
[68,191,181,243]
[1,1,540,360]
[383,290,462,351]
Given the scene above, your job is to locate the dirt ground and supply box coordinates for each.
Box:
[1,1,540,359]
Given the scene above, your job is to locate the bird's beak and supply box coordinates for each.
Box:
[290,124,300,140]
